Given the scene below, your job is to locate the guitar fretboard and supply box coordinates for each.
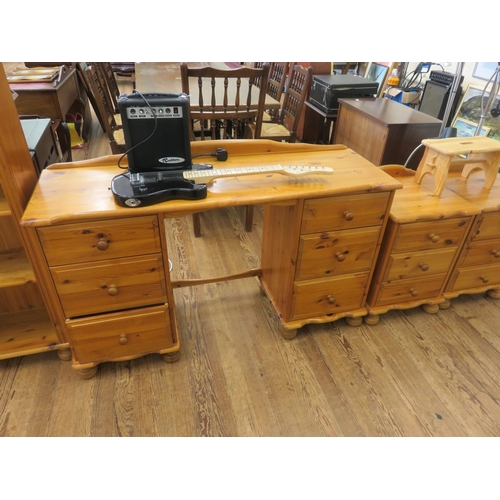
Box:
[183,164,333,184]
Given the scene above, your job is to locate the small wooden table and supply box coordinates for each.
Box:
[9,67,80,121]
[302,101,337,144]
[135,62,281,112]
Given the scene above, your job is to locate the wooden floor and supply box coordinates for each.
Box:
[2,70,500,437]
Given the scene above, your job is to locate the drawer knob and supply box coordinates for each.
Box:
[96,239,109,251]
[419,263,429,272]
[429,234,440,243]
[492,250,500,258]
[409,288,419,297]
[107,285,119,296]
[118,334,128,345]
[480,275,489,284]
[343,211,354,221]
[327,294,336,304]
[335,252,346,262]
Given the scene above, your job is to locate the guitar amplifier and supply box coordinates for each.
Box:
[309,75,379,113]
[118,92,192,173]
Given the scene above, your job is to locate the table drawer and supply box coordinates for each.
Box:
[374,274,446,307]
[301,192,389,234]
[291,272,369,320]
[383,247,457,281]
[67,305,174,364]
[392,218,469,253]
[295,226,380,280]
[37,215,161,266]
[51,255,167,318]
[447,263,500,292]
[457,238,500,267]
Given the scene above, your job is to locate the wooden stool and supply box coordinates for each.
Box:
[414,136,500,197]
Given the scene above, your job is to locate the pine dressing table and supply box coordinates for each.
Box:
[21,140,402,378]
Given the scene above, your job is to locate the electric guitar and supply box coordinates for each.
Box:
[183,164,334,184]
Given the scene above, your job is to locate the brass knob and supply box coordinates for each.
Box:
[492,250,500,258]
[419,263,429,272]
[96,239,109,251]
[107,285,118,296]
[480,275,489,284]
[118,334,128,345]
[409,288,419,297]
[429,234,440,243]
[343,211,354,221]
[335,252,346,262]
[327,295,336,304]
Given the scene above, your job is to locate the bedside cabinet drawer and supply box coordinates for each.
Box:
[392,218,469,253]
[472,213,500,241]
[37,215,161,266]
[296,226,380,280]
[301,192,389,234]
[51,255,167,318]
[375,274,447,307]
[458,238,500,267]
[67,305,174,364]
[383,247,457,281]
[291,272,369,320]
[447,263,500,292]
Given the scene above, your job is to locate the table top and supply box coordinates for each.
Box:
[21,140,402,227]
[338,97,443,126]
[135,62,280,110]
[8,67,76,92]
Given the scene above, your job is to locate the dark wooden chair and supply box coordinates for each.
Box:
[258,64,312,143]
[265,62,290,121]
[83,64,125,154]
[181,63,270,237]
[180,62,269,141]
[97,62,122,113]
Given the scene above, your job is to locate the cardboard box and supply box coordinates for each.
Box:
[385,87,421,106]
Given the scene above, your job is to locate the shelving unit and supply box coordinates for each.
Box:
[0,64,69,361]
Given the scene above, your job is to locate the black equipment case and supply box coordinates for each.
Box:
[309,75,379,113]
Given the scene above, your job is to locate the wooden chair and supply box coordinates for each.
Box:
[258,64,312,143]
[84,64,125,154]
[180,62,270,141]
[265,62,290,121]
[97,62,122,113]
[181,63,270,237]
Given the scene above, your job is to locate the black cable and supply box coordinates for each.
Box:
[117,89,158,169]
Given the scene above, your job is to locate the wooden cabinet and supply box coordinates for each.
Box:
[365,167,480,324]
[0,65,69,361]
[32,214,179,378]
[444,170,500,301]
[261,190,394,337]
[333,98,442,170]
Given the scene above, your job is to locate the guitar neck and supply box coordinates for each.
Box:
[183,164,333,184]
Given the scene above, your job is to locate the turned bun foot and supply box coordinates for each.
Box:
[279,324,297,339]
[76,366,98,379]
[345,316,363,327]
[57,349,72,361]
[162,351,181,363]
[487,288,500,299]
[422,303,439,314]
[364,314,380,325]
[439,299,451,309]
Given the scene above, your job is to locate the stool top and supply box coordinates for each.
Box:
[421,136,500,155]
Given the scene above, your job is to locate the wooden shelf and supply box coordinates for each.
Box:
[0,189,11,217]
[0,308,59,359]
[0,248,37,288]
